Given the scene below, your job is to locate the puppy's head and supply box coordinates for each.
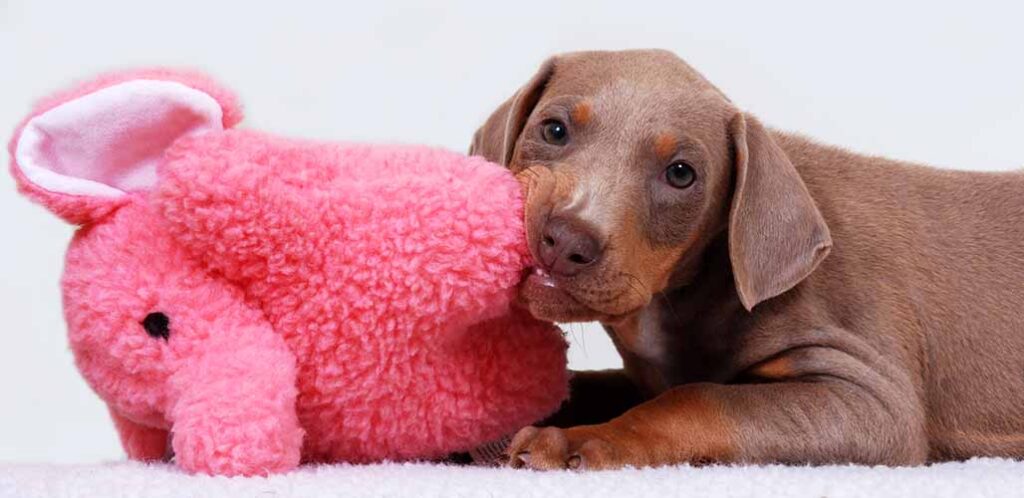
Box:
[472,50,831,324]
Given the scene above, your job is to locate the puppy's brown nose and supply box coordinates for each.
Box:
[538,216,602,276]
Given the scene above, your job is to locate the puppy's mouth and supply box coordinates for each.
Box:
[518,267,643,323]
[518,267,599,322]
[514,167,650,323]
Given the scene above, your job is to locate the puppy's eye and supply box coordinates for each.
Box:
[141,312,170,341]
[541,119,569,145]
[665,162,696,189]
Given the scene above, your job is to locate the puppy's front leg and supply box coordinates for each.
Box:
[541,369,646,428]
[509,346,928,470]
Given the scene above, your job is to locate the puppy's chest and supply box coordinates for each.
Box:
[615,306,672,366]
[610,301,740,390]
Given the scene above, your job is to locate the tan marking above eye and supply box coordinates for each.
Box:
[571,101,593,126]
[654,133,678,162]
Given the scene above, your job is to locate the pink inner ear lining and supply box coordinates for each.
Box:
[23,68,243,130]
[14,80,224,198]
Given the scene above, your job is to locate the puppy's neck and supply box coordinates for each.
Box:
[603,235,746,390]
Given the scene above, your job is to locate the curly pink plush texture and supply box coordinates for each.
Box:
[8,70,568,476]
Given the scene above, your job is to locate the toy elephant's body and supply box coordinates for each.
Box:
[9,70,567,475]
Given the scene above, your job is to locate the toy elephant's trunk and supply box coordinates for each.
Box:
[165,325,304,476]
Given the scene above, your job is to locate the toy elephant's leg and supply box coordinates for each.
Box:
[167,327,304,476]
[108,408,170,461]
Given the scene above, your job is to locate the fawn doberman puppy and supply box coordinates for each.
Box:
[469,49,1024,470]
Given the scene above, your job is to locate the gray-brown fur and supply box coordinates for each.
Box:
[470,49,1024,470]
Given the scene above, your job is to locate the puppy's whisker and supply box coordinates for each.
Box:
[515,166,542,184]
[571,323,587,358]
[622,272,649,303]
[657,290,683,326]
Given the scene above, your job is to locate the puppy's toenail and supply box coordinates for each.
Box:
[512,452,530,468]
[567,454,582,470]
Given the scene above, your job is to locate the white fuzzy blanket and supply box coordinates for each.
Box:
[2,459,1022,498]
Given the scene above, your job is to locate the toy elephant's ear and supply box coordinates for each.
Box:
[8,69,242,225]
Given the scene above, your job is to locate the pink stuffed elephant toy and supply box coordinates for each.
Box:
[7,69,568,476]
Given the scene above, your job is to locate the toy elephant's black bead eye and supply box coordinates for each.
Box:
[142,312,170,341]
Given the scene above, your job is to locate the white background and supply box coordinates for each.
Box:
[1,0,1021,463]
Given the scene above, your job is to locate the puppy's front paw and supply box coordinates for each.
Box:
[506,425,633,471]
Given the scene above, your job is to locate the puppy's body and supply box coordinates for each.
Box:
[471,50,1024,468]
[627,134,1024,462]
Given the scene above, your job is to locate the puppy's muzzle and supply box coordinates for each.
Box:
[537,215,603,277]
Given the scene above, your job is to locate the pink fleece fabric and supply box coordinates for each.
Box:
[8,70,568,476]
[9,68,242,226]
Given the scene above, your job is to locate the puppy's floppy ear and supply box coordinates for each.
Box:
[469,57,556,166]
[728,113,832,311]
